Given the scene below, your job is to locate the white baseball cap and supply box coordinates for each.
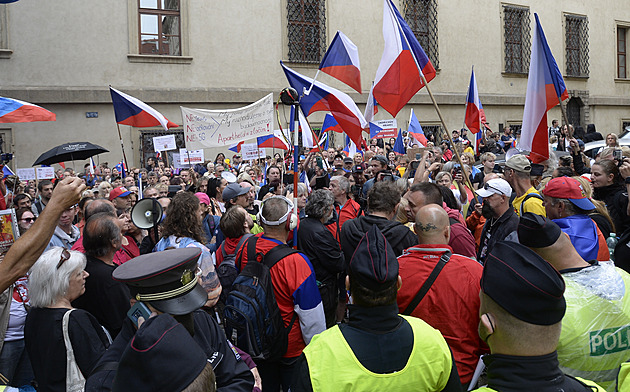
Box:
[476,178,512,198]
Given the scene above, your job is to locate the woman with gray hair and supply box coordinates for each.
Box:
[287,182,308,218]
[297,189,345,327]
[24,247,110,391]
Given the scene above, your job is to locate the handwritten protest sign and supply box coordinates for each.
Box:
[181,94,274,149]
[17,168,36,181]
[241,144,266,160]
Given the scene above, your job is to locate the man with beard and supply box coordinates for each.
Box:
[475,178,519,264]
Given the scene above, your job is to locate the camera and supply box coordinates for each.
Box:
[614,149,623,161]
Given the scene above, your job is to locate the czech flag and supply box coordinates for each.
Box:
[310,132,329,153]
[364,82,379,124]
[0,97,56,123]
[298,109,316,149]
[258,130,290,150]
[464,67,486,134]
[114,161,127,178]
[110,87,178,131]
[322,113,344,133]
[393,129,406,155]
[343,135,360,157]
[369,122,385,139]
[408,109,428,146]
[519,14,568,164]
[474,129,483,155]
[319,31,362,93]
[228,141,244,153]
[281,61,367,148]
[373,0,436,118]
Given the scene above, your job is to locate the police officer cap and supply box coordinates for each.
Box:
[113,248,207,316]
[349,225,398,290]
[517,212,562,248]
[112,314,209,391]
[482,241,566,325]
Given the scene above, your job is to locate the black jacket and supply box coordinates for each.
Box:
[85,310,254,392]
[483,352,597,391]
[594,183,630,235]
[297,217,345,284]
[340,214,418,261]
[477,207,519,264]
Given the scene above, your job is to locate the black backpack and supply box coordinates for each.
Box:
[224,236,299,361]
[216,233,253,304]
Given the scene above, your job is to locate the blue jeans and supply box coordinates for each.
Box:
[0,339,34,387]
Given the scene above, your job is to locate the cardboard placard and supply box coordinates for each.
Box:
[241,143,265,160]
[406,147,428,162]
[36,167,55,179]
[153,134,177,152]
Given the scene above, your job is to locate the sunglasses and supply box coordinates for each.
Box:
[20,217,36,223]
[57,248,71,269]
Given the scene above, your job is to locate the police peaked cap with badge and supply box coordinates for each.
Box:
[113,248,207,316]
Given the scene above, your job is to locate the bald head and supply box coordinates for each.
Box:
[414,204,450,245]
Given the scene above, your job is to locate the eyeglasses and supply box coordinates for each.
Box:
[57,248,71,269]
[20,217,36,223]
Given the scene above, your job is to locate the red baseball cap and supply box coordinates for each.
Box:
[109,186,132,201]
[542,177,595,211]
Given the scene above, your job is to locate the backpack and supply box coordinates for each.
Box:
[216,233,253,304]
[224,236,299,361]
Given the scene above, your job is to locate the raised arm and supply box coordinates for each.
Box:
[0,177,85,291]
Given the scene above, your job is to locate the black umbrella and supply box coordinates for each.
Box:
[33,142,109,166]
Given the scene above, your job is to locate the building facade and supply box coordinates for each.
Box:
[1,0,629,169]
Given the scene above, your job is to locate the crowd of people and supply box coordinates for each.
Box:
[1,120,630,391]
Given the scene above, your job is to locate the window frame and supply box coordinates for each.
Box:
[403,0,439,70]
[0,4,11,59]
[616,23,630,82]
[619,26,627,79]
[564,13,589,78]
[501,3,531,75]
[138,0,182,56]
[286,0,327,64]
[127,0,191,64]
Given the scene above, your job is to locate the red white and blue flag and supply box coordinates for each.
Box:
[343,135,360,157]
[363,82,379,124]
[393,129,406,155]
[109,87,178,131]
[281,61,367,147]
[319,31,362,93]
[228,141,245,153]
[408,109,428,146]
[322,113,344,133]
[310,132,329,153]
[519,14,569,164]
[257,129,290,150]
[298,109,316,149]
[373,0,436,117]
[0,97,56,123]
[464,67,486,134]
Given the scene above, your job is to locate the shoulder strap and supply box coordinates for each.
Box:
[262,244,300,270]
[236,235,258,271]
[448,216,459,226]
[402,250,451,315]
[520,192,544,216]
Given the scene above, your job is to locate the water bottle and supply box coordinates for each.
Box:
[606,233,618,262]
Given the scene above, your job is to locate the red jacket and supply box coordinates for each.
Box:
[397,244,488,384]
[326,198,362,242]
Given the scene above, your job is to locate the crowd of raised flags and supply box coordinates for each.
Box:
[0,0,570,190]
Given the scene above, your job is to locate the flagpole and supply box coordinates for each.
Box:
[557,97,572,138]
[290,105,299,248]
[115,123,130,175]
[387,0,476,194]
[303,70,321,97]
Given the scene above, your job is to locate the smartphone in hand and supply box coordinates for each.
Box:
[127,301,151,327]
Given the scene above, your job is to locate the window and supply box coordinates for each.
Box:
[138,0,181,56]
[565,14,589,77]
[287,0,326,63]
[619,26,627,79]
[0,4,11,59]
[503,4,531,74]
[403,0,439,69]
[421,125,443,143]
